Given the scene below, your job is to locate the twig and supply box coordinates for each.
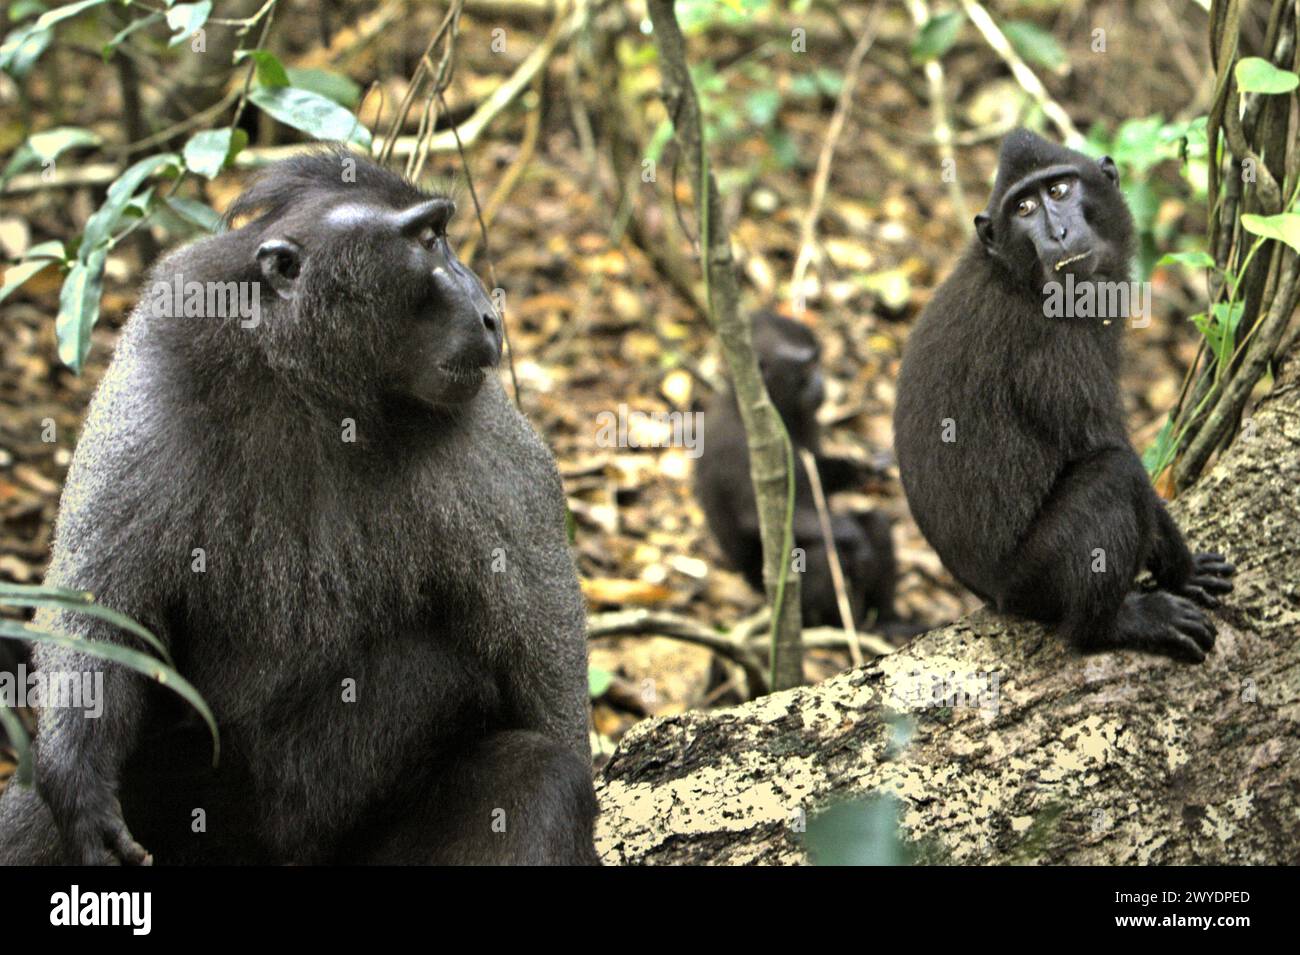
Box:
[906,0,971,235]
[295,0,403,70]
[3,164,121,195]
[957,0,1081,144]
[587,609,769,695]
[437,85,522,409]
[1153,0,1212,97]
[799,449,862,667]
[6,39,569,197]
[378,2,462,167]
[118,88,242,157]
[885,117,1018,148]
[1176,251,1300,483]
[227,0,280,139]
[645,0,803,691]
[760,626,895,659]
[790,9,880,312]
[459,82,542,263]
[420,4,579,158]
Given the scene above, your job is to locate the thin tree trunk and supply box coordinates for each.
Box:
[645,0,803,689]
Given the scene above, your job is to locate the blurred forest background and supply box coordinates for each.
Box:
[0,0,1289,767]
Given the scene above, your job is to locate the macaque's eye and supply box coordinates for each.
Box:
[1048,180,1071,201]
[1016,197,1038,217]
[418,226,438,250]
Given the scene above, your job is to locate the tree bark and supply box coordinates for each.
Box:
[595,353,1300,865]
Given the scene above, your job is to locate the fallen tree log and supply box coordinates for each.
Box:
[595,355,1300,865]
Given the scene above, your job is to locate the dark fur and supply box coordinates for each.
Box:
[894,130,1233,662]
[0,149,597,864]
[696,312,908,632]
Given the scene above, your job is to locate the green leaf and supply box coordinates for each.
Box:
[2,126,102,185]
[911,11,963,63]
[811,67,842,98]
[1190,311,1211,353]
[0,703,31,784]
[1210,300,1244,367]
[0,22,51,77]
[1109,116,1173,174]
[1002,20,1066,71]
[10,1,49,21]
[0,619,219,767]
[0,583,172,665]
[1156,250,1216,270]
[235,48,289,88]
[804,794,915,866]
[1234,57,1299,94]
[767,128,798,170]
[1241,212,1300,253]
[587,667,614,699]
[745,88,781,126]
[1142,415,1177,477]
[1121,180,1158,232]
[28,125,101,162]
[163,195,221,232]
[22,238,65,260]
[182,128,246,179]
[55,246,106,372]
[1159,115,1208,157]
[861,268,912,311]
[0,583,92,600]
[1191,300,1245,373]
[249,86,372,147]
[33,0,108,30]
[80,153,179,256]
[789,74,819,98]
[285,67,362,108]
[122,187,154,220]
[102,9,163,60]
[165,1,211,47]
[0,257,57,305]
[183,127,228,178]
[1211,301,1244,327]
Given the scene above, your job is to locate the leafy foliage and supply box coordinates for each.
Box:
[0,2,372,371]
[0,583,219,786]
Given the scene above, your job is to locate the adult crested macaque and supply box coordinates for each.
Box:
[895,129,1233,662]
[0,148,598,864]
[696,311,910,635]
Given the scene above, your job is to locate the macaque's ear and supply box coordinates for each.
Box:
[975,213,994,249]
[1099,155,1119,184]
[256,239,302,300]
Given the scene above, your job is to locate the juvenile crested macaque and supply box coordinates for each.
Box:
[0,148,598,865]
[696,311,909,633]
[895,129,1234,662]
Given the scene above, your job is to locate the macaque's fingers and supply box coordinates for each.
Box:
[1193,553,1235,577]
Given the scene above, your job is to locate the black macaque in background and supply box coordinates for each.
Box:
[895,129,1234,663]
[0,148,598,865]
[696,311,917,637]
